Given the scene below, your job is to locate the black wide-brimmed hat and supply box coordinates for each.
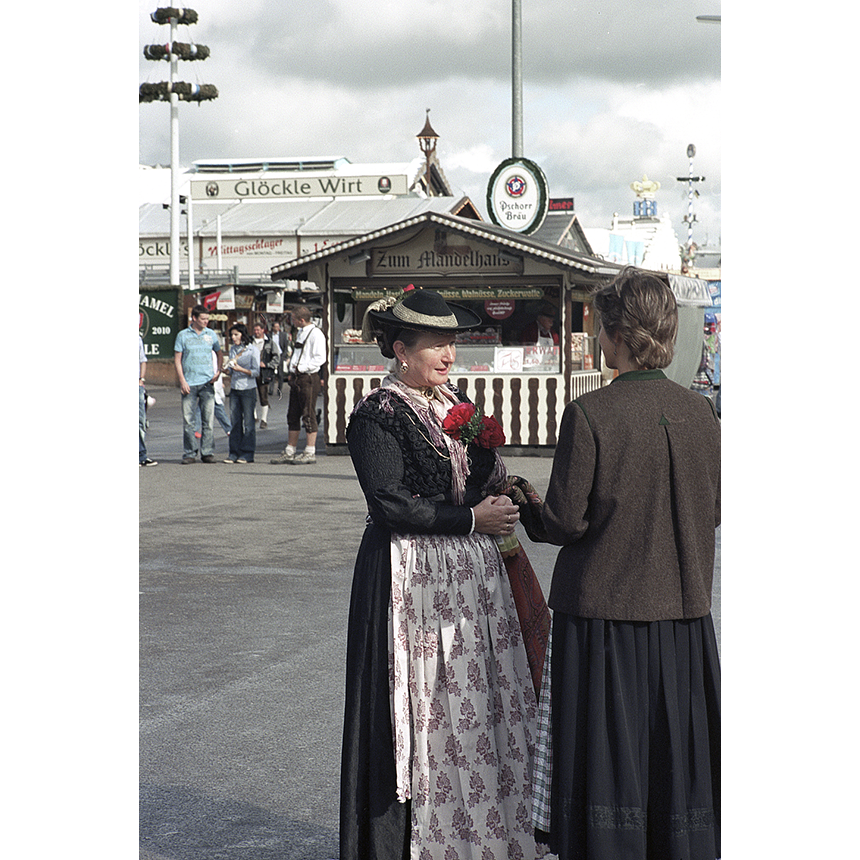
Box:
[366,288,481,333]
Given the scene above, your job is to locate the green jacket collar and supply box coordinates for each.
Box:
[612,369,667,383]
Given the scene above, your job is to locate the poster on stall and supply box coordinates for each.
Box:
[494,346,524,373]
[217,286,236,310]
[266,290,284,313]
[522,346,559,372]
[203,286,236,311]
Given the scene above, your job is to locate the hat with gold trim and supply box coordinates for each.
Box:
[363,286,481,339]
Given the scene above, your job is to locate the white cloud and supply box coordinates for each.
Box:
[445,144,500,176]
[139,0,721,242]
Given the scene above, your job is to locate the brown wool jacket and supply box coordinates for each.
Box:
[543,369,720,621]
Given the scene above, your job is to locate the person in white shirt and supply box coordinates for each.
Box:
[271,306,326,464]
[271,320,291,396]
[519,303,559,347]
[252,322,276,429]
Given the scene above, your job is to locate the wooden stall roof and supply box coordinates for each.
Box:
[270,211,624,282]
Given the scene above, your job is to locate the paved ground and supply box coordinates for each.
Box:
[139,383,720,859]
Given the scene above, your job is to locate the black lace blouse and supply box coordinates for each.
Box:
[346,387,498,536]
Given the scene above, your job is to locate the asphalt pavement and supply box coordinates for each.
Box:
[139,383,720,860]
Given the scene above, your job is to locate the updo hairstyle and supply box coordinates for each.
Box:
[594,267,678,369]
[374,324,424,360]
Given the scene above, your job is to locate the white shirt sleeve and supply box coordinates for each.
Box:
[301,326,327,373]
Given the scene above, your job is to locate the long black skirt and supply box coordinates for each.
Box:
[539,612,720,860]
[339,524,410,860]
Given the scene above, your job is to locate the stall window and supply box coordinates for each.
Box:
[332,291,596,374]
[451,297,559,373]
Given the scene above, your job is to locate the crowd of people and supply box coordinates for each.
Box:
[139,304,328,467]
[139,270,721,860]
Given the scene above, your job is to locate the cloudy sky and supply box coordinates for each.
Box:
[139,0,721,246]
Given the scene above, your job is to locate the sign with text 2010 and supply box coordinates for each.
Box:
[139,290,179,359]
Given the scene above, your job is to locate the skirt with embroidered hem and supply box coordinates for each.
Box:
[535,612,720,860]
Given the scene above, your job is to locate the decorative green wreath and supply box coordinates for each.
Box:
[143,42,210,61]
[150,8,199,25]
[139,82,218,103]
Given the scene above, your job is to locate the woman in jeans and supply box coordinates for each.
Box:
[223,323,260,464]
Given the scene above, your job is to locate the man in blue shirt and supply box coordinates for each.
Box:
[174,304,222,463]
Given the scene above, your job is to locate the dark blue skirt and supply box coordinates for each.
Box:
[539,612,720,860]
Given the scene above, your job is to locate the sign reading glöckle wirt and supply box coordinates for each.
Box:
[191,173,408,200]
[486,157,549,235]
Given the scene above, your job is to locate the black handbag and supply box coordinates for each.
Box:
[260,340,276,384]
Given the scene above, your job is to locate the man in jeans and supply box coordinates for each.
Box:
[271,306,326,465]
[174,304,223,464]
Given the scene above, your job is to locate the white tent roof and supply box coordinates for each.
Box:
[139,195,477,238]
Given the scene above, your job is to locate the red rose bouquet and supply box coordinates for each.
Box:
[442,402,506,448]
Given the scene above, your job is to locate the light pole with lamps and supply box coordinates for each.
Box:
[180,195,194,294]
[676,144,706,272]
[512,0,523,158]
[140,7,217,291]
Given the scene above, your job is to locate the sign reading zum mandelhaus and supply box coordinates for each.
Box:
[368,237,523,276]
[190,173,408,200]
[486,157,549,235]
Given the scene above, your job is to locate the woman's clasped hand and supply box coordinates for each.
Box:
[473,493,520,536]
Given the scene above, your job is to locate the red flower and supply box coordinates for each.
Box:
[443,402,505,448]
[442,402,477,440]
[476,414,506,448]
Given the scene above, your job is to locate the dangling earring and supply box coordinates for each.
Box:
[399,360,408,373]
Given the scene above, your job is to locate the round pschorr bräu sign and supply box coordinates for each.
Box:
[487,157,549,234]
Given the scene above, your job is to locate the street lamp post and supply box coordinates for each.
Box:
[140,7,217,292]
[512,0,523,158]
[676,144,705,271]
[180,195,194,293]
[169,13,180,289]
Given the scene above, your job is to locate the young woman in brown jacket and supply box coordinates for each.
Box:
[533,267,721,860]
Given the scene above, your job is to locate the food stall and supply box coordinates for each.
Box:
[271,210,625,451]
